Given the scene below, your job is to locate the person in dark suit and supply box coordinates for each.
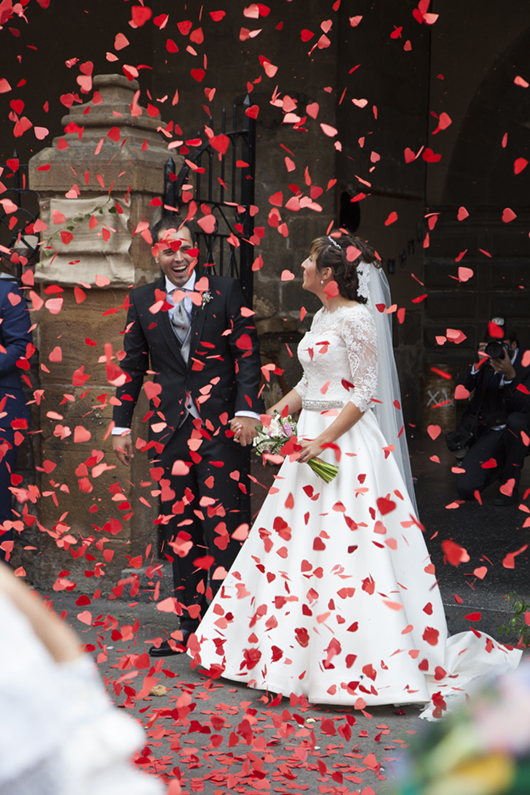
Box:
[112,217,262,655]
[455,318,530,506]
[0,276,32,562]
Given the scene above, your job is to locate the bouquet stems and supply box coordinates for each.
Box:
[307,457,339,483]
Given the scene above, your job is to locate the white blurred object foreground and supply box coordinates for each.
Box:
[0,589,164,795]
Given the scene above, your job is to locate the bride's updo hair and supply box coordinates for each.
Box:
[310,231,381,302]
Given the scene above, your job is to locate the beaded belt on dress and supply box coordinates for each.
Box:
[302,399,344,411]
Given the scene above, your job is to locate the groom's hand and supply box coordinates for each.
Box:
[112,434,134,467]
[230,416,258,447]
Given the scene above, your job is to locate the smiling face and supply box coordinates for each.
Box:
[155,226,197,289]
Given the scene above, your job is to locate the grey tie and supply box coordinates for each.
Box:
[171,298,192,362]
[170,295,199,423]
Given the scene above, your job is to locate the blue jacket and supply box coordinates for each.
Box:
[0,278,32,392]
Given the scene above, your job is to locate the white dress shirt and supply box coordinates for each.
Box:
[165,271,196,318]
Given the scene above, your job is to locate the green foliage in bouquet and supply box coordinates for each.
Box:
[499,592,530,648]
[253,411,338,483]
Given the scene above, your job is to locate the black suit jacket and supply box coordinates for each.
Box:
[113,274,262,449]
[457,349,530,433]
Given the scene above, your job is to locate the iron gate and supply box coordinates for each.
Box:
[163,94,256,303]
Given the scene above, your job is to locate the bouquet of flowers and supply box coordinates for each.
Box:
[395,662,530,795]
[253,412,339,483]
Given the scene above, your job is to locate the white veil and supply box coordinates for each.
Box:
[357,261,418,515]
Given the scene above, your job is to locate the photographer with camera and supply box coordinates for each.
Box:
[449,318,530,506]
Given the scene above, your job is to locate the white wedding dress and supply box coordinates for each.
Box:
[191,303,521,712]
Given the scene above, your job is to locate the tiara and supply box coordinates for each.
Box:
[327,235,341,250]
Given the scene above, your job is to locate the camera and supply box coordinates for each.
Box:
[484,340,510,360]
[446,426,474,453]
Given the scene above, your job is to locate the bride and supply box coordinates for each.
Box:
[189,232,520,713]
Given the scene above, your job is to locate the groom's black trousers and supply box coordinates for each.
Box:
[155,416,249,631]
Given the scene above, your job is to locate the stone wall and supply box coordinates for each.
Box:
[334,0,431,425]
[17,75,183,590]
[426,0,530,207]
[424,211,530,364]
[423,5,530,407]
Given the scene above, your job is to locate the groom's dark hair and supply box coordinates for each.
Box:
[151,216,197,246]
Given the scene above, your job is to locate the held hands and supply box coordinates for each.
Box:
[229,416,258,447]
[112,434,134,467]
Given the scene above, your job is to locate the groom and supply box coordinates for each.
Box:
[112,217,262,655]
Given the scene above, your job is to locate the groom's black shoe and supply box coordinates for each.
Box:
[149,630,192,657]
[493,488,519,507]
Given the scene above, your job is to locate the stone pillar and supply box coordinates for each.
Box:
[24,74,183,592]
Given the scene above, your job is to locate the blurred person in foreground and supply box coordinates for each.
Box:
[449,318,530,506]
[0,563,164,795]
[395,660,530,795]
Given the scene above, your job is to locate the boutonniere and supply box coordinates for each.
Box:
[201,290,213,310]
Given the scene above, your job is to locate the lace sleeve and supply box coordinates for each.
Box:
[294,373,308,399]
[340,309,378,413]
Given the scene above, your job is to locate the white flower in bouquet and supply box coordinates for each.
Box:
[253,412,338,483]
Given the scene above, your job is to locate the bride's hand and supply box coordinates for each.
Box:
[297,437,323,464]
